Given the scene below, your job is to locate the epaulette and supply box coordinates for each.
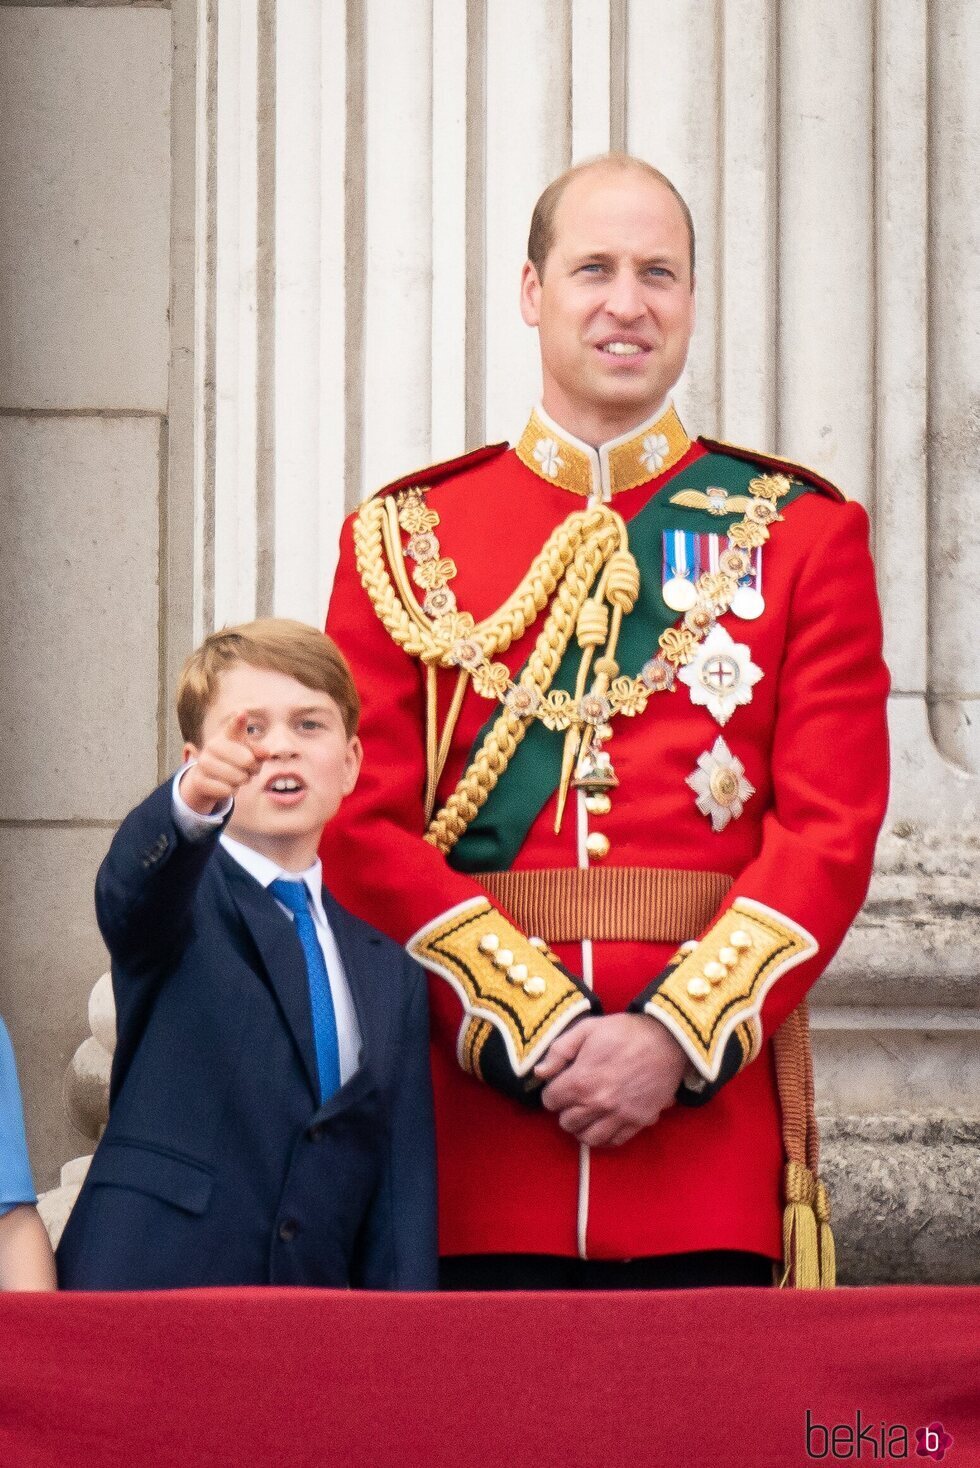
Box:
[364,442,510,503]
[698,436,847,503]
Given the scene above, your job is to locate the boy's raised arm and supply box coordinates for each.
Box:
[96,710,267,977]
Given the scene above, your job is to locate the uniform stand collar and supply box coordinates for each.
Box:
[515,401,691,503]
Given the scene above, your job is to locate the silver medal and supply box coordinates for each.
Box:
[730,585,765,620]
[662,576,698,613]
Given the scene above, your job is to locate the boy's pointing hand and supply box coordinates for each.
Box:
[179,711,272,816]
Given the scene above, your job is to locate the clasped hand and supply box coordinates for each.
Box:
[534,1013,688,1149]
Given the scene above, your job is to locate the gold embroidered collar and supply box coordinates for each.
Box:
[515,402,691,502]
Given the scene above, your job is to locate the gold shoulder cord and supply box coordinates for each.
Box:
[425,522,633,853]
[354,492,634,845]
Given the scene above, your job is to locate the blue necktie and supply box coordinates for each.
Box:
[269,878,341,1101]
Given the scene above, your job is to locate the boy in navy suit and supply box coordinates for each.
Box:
[58,619,437,1290]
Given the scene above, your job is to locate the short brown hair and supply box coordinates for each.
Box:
[527,153,696,281]
[176,618,360,745]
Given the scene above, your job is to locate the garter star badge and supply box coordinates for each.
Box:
[687,736,756,832]
[677,624,763,726]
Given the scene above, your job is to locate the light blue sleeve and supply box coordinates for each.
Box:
[0,1017,37,1214]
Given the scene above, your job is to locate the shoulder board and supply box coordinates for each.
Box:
[365,442,510,503]
[697,436,847,503]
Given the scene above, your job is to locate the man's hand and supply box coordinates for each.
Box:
[179,711,270,816]
[534,1013,689,1148]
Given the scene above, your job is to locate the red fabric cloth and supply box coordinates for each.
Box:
[1,1287,976,1467]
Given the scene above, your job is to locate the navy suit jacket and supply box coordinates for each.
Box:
[57,780,437,1291]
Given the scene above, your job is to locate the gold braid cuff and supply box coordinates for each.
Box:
[641,897,818,1082]
[407,898,593,1077]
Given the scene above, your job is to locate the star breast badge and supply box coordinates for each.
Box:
[677,624,763,726]
[686,736,756,832]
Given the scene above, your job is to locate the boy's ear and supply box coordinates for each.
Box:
[182,741,200,764]
[343,735,364,795]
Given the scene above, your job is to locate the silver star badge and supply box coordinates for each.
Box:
[677,624,763,727]
[687,736,756,832]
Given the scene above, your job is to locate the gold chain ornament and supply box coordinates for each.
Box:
[355,472,795,854]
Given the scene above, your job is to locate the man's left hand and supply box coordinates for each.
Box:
[534,1014,689,1148]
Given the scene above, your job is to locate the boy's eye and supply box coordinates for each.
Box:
[299,719,325,731]
[245,722,263,736]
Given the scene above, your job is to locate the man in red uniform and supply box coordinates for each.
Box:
[324,155,890,1289]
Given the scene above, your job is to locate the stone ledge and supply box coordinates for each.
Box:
[819,1115,980,1285]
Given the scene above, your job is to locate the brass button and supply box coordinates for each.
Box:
[730,930,753,951]
[718,946,738,967]
[523,977,547,997]
[703,960,727,983]
[528,936,547,950]
[586,832,610,861]
[493,949,514,969]
[687,977,711,999]
[679,939,699,955]
[585,793,612,816]
[507,963,529,984]
[480,933,500,954]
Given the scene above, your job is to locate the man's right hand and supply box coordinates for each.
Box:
[178,711,271,816]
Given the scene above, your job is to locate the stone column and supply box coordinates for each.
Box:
[0,1,179,1188]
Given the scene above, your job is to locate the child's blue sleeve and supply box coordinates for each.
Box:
[0,1017,37,1215]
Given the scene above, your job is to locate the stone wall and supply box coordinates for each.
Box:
[0,1,177,1186]
[2,0,978,1279]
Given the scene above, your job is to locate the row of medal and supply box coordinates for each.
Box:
[572,530,766,828]
[662,530,765,621]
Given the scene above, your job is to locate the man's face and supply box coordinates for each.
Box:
[185,662,362,869]
[520,167,696,440]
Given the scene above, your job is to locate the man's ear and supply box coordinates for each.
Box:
[520,259,542,327]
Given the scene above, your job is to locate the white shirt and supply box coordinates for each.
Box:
[171,769,362,1084]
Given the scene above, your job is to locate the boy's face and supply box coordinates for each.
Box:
[184,662,362,871]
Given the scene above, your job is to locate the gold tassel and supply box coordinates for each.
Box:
[781,1161,820,1289]
[814,1180,836,1288]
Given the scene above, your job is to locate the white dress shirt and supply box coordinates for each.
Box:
[171,768,362,1084]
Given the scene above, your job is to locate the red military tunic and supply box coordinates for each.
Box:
[323,402,890,1265]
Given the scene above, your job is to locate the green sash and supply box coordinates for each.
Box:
[448,451,809,873]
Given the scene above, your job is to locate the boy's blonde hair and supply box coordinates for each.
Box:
[177,619,360,745]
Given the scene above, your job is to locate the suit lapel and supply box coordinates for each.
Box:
[217,850,320,1099]
[321,888,387,1066]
